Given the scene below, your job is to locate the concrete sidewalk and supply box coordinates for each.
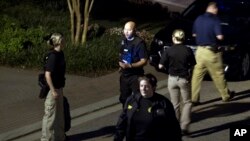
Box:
[0,65,167,141]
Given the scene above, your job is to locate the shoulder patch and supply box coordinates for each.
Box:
[127,104,133,110]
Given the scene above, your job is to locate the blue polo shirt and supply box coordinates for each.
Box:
[192,12,222,46]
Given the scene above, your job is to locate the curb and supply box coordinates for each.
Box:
[0,79,168,141]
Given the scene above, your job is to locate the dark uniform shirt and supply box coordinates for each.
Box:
[131,97,153,141]
[192,12,222,46]
[160,44,196,78]
[45,50,66,89]
[119,36,148,76]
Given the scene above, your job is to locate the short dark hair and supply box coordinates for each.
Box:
[138,73,157,88]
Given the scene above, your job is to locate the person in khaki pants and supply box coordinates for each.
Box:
[191,2,234,105]
[41,33,66,141]
[159,29,196,135]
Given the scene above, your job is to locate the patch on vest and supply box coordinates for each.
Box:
[128,104,133,110]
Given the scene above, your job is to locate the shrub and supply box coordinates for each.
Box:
[0,0,159,77]
[0,15,47,67]
[106,27,154,47]
[0,18,122,76]
[0,2,69,69]
[64,34,121,76]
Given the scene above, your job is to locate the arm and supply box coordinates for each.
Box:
[158,64,164,69]
[192,21,196,37]
[114,105,128,141]
[45,52,58,99]
[119,58,147,69]
[215,18,224,41]
[158,49,168,70]
[188,49,196,80]
[45,71,58,99]
[130,58,147,68]
[134,41,148,68]
[119,61,131,69]
[216,35,224,40]
[188,48,196,67]
[163,98,182,141]
[120,41,148,69]
[192,17,199,37]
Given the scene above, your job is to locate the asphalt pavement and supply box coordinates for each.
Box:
[0,64,167,141]
[1,63,250,141]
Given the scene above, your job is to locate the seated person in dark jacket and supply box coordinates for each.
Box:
[114,73,182,141]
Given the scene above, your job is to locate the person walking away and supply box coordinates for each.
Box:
[41,33,66,141]
[191,2,234,105]
[159,29,196,135]
[114,73,182,141]
[118,21,148,107]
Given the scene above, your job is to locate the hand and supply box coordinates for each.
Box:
[158,64,164,69]
[52,90,59,99]
[119,62,131,69]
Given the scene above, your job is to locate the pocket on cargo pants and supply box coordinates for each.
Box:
[41,91,56,141]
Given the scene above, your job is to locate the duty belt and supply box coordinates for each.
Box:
[169,75,186,80]
[199,45,218,52]
[199,45,213,49]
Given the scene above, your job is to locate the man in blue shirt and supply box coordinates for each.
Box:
[191,2,233,105]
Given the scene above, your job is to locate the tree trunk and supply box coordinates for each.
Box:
[67,0,82,45]
[81,0,94,45]
[67,0,94,46]
[74,0,81,45]
[81,16,89,45]
[67,0,75,44]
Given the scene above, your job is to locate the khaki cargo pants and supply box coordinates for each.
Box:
[191,47,230,102]
[41,88,65,141]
